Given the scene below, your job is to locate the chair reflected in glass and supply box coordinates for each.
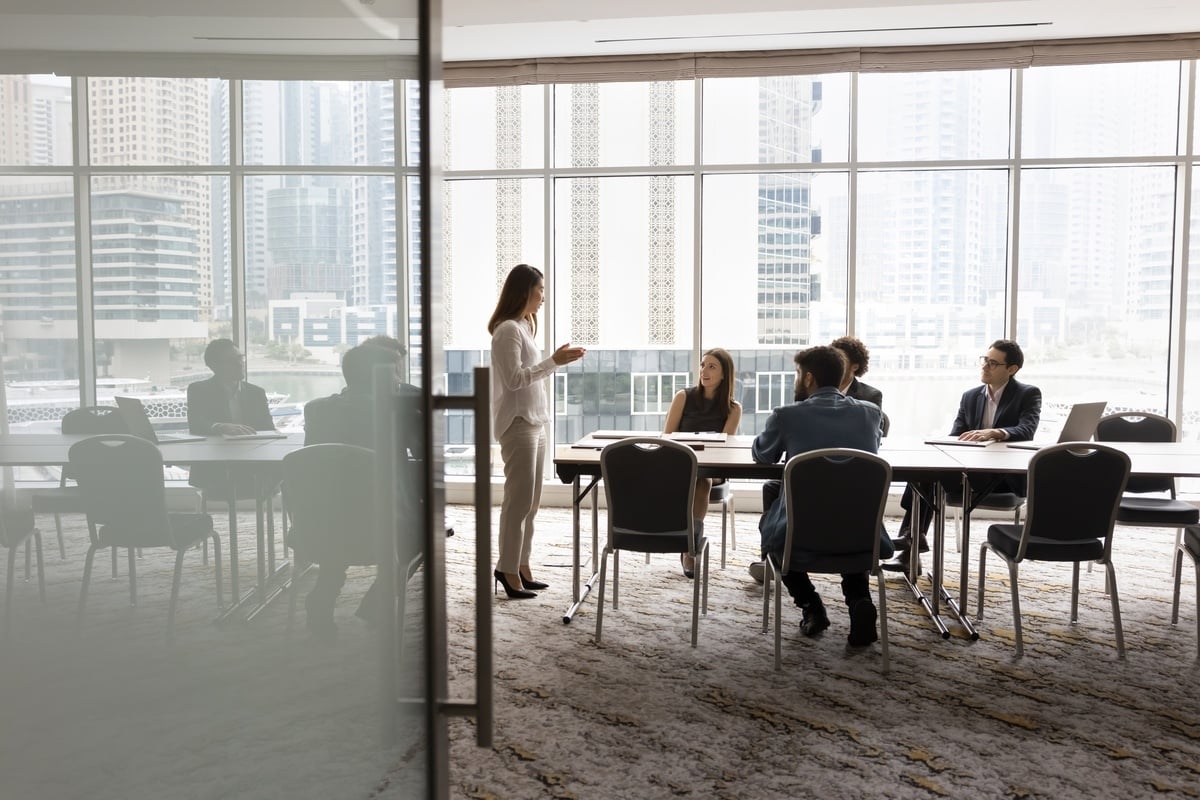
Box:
[595,438,708,647]
[31,405,127,563]
[2,502,43,638]
[69,434,222,642]
[281,443,378,639]
[764,448,892,672]
[975,443,1130,658]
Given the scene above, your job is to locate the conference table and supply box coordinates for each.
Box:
[554,433,1200,638]
[0,432,306,620]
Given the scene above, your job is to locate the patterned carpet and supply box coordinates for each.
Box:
[427,506,1200,800]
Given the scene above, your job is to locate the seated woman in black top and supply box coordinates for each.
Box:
[663,347,742,578]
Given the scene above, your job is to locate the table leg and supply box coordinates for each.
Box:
[563,475,601,624]
[895,483,950,638]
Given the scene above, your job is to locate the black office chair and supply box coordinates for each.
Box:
[70,435,222,642]
[975,443,1130,658]
[31,405,128,561]
[596,438,708,647]
[764,448,892,672]
[1171,525,1200,659]
[1095,412,1199,575]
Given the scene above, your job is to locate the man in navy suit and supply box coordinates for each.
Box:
[885,339,1041,572]
[186,338,277,494]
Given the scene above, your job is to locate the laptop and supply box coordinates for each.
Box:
[1006,401,1108,450]
[114,396,206,443]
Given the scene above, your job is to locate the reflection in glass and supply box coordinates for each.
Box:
[554,81,694,168]
[858,70,1010,162]
[0,75,73,167]
[855,169,1009,438]
[1020,167,1173,425]
[1022,62,1180,159]
[703,74,848,164]
[703,172,848,435]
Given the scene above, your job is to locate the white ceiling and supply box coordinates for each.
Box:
[0,0,1198,61]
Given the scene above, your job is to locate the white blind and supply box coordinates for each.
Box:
[0,50,419,81]
[446,32,1200,87]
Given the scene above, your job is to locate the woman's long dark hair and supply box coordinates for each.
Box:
[695,347,736,421]
[487,264,544,336]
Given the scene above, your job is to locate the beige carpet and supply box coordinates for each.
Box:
[5,505,1199,799]
[426,506,1200,800]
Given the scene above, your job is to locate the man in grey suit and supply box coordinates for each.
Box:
[751,345,894,646]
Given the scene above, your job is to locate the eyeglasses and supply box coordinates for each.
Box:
[978,356,1009,369]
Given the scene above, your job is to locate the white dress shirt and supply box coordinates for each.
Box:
[490,318,557,438]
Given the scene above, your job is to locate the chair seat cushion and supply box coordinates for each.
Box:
[1,506,37,546]
[288,524,378,566]
[708,482,732,503]
[612,528,702,555]
[987,523,1104,562]
[30,486,86,514]
[789,551,874,575]
[1115,496,1199,525]
[97,513,213,550]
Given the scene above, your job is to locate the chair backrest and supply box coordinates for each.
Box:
[282,443,377,564]
[782,448,891,574]
[1095,412,1175,495]
[68,434,171,546]
[1018,443,1130,559]
[61,406,128,435]
[600,438,697,553]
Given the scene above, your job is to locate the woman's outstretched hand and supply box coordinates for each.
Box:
[552,343,587,365]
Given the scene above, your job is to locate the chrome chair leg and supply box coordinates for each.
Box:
[1106,561,1125,658]
[1007,560,1023,658]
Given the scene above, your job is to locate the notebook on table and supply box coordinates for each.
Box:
[587,430,643,440]
[113,396,206,443]
[924,436,989,448]
[221,431,287,441]
[1005,401,1108,450]
[666,431,727,443]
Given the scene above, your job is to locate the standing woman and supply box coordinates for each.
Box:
[663,347,742,578]
[489,264,586,599]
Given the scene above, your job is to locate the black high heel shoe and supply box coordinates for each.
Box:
[519,574,549,591]
[494,570,537,599]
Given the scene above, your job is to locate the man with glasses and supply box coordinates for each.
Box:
[186,337,278,495]
[884,339,1041,573]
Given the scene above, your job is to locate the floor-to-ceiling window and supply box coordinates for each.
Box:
[439,57,1197,470]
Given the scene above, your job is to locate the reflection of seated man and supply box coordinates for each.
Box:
[186,338,277,498]
[884,339,1041,573]
[751,346,893,646]
[294,339,405,640]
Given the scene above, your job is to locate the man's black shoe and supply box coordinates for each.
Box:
[799,602,831,637]
[880,550,922,575]
[847,598,879,646]
[889,534,930,553]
